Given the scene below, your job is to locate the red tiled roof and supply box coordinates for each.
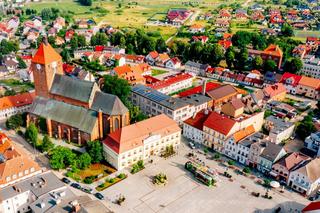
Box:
[95,45,104,52]
[184,110,211,130]
[279,72,302,87]
[63,63,75,74]
[179,82,221,97]
[149,73,193,90]
[0,92,35,111]
[113,65,132,76]
[32,42,62,64]
[148,51,159,59]
[263,83,286,98]
[302,201,320,212]
[203,112,236,136]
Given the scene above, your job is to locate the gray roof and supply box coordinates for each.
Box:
[29,97,97,134]
[132,84,189,110]
[179,94,211,106]
[260,141,284,162]
[266,115,294,134]
[0,172,65,202]
[91,91,128,115]
[50,74,95,103]
[239,132,266,147]
[185,61,209,70]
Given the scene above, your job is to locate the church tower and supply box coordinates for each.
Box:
[31,38,63,98]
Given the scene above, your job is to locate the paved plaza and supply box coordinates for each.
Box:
[100,139,309,213]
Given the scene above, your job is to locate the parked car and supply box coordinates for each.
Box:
[95,192,104,200]
[71,183,81,189]
[81,187,93,194]
[189,142,196,149]
[61,177,71,184]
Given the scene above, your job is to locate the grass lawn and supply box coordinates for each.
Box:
[151,69,168,76]
[0,79,34,93]
[294,30,320,42]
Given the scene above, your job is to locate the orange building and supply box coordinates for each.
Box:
[249,44,283,69]
[111,65,146,85]
[28,39,129,145]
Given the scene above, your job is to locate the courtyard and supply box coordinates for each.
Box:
[99,138,309,213]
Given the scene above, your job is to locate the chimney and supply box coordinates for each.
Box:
[202,79,207,95]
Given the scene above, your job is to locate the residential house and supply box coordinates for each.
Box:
[263,83,286,101]
[251,11,265,22]
[53,17,65,31]
[189,24,205,33]
[264,71,283,85]
[248,44,283,69]
[264,116,295,144]
[103,114,181,170]
[237,132,265,165]
[305,132,320,157]
[242,89,265,113]
[0,92,35,120]
[206,84,239,109]
[65,29,74,42]
[125,54,145,64]
[7,16,20,30]
[178,81,221,97]
[185,61,210,76]
[271,152,310,182]
[149,73,193,95]
[111,65,146,85]
[279,72,302,94]
[288,158,320,196]
[192,36,208,44]
[219,9,231,19]
[215,19,230,28]
[2,55,18,72]
[77,19,88,29]
[257,141,287,173]
[296,76,320,98]
[221,98,245,118]
[165,57,181,70]
[133,63,151,76]
[55,36,65,46]
[167,9,191,25]
[292,44,310,59]
[155,53,170,67]
[145,51,159,65]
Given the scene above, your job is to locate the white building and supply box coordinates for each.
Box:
[288,158,320,196]
[264,116,295,144]
[0,92,35,120]
[301,55,320,79]
[305,132,320,156]
[183,110,210,144]
[149,73,194,95]
[103,114,181,170]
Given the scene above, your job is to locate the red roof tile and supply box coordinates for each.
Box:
[179,82,221,97]
[149,73,193,90]
[279,72,302,87]
[184,110,211,130]
[32,42,62,64]
[203,112,236,135]
[303,201,320,212]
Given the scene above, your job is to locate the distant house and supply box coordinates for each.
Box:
[279,72,302,94]
[185,61,210,76]
[125,54,145,64]
[165,57,181,70]
[53,17,66,31]
[296,76,320,98]
[206,84,239,109]
[155,53,170,67]
[167,9,191,25]
[264,115,295,144]
[219,9,231,19]
[189,24,205,33]
[221,99,245,118]
[2,55,18,72]
[111,65,146,85]
[305,132,320,157]
[77,19,88,29]
[192,36,208,44]
[215,19,230,28]
[263,83,286,102]
[145,51,159,65]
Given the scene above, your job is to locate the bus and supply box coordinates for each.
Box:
[185,161,214,187]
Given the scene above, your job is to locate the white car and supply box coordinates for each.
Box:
[189,142,196,149]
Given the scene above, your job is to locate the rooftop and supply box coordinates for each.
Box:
[0,92,35,111]
[184,110,211,130]
[31,40,62,65]
[206,84,238,101]
[203,112,237,136]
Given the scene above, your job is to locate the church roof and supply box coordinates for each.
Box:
[29,97,97,134]
[31,41,62,64]
[50,74,96,103]
[91,91,128,116]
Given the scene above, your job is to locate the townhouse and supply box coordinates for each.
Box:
[301,55,320,79]
[103,114,181,170]
[305,132,320,157]
[271,152,310,182]
[264,116,295,144]
[279,72,302,94]
[288,158,320,196]
[206,84,239,109]
[263,83,287,102]
[0,92,35,120]
[185,61,210,76]
[111,65,146,85]
[296,76,320,99]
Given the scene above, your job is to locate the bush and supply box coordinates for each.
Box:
[109,178,115,183]
[137,160,144,168]
[213,153,221,159]
[118,173,126,179]
[99,183,105,188]
[227,160,235,166]
[243,167,251,174]
[84,176,95,184]
[66,171,73,177]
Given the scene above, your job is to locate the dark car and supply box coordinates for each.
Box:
[61,177,71,184]
[71,183,81,189]
[95,192,104,200]
[81,187,93,194]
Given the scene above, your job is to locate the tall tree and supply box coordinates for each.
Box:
[102,75,131,105]
[86,140,104,163]
[77,153,92,169]
[284,57,303,74]
[263,59,277,72]
[252,56,263,70]
[41,135,54,152]
[281,23,294,37]
[225,46,235,68]
[156,38,167,53]
[25,123,38,146]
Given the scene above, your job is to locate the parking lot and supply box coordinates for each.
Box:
[97,138,309,213]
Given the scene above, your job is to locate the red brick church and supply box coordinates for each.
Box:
[27,39,130,145]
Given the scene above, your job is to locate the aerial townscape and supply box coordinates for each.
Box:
[2,0,320,213]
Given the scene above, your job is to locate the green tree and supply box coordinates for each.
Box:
[78,153,92,169]
[70,35,78,50]
[210,44,224,66]
[119,36,126,48]
[236,47,248,69]
[281,23,294,37]
[77,35,87,47]
[4,90,16,96]
[6,114,24,130]
[25,123,38,146]
[296,116,316,140]
[284,57,303,74]
[263,59,277,72]
[41,135,54,152]
[61,49,72,63]
[49,146,76,170]
[17,56,27,69]
[252,56,263,70]
[102,75,131,106]
[86,140,103,163]
[225,46,235,68]
[156,38,167,53]
[128,104,148,123]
